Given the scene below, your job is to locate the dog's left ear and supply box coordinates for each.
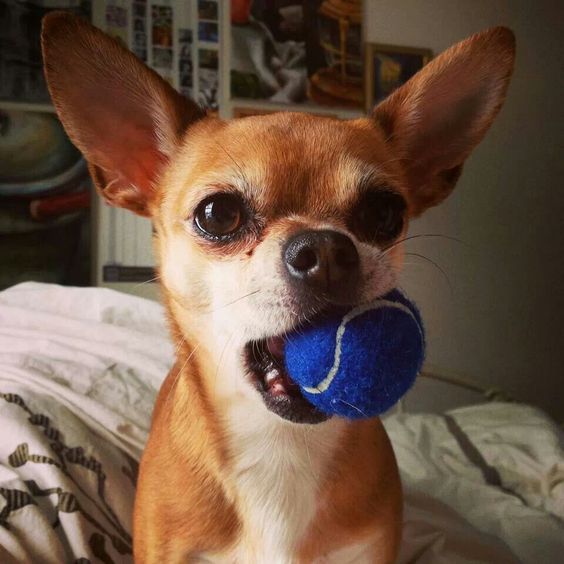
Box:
[373,27,515,216]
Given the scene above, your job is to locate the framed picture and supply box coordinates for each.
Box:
[365,43,432,110]
[198,21,219,42]
[230,0,364,109]
[198,0,219,21]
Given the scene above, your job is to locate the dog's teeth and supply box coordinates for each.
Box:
[264,368,289,395]
[265,369,280,384]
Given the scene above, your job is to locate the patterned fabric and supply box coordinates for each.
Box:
[0,282,173,562]
[0,392,136,563]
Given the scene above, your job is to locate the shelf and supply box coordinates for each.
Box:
[0,101,56,114]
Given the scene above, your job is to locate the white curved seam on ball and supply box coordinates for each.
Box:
[303,299,423,395]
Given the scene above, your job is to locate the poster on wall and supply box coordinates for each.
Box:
[198,0,218,21]
[132,0,148,61]
[151,2,174,83]
[230,0,363,109]
[178,29,194,98]
[105,0,129,45]
[198,0,219,42]
[198,48,219,111]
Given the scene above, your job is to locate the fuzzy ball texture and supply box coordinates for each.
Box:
[284,289,425,419]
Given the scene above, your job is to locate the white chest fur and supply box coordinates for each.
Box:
[223,403,345,563]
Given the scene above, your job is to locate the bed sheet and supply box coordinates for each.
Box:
[0,283,562,563]
[385,404,564,563]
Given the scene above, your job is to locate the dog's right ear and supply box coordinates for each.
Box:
[372,27,515,216]
[41,12,204,216]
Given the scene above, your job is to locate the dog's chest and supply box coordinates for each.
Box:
[223,410,343,562]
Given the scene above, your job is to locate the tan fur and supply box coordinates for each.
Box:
[41,13,515,563]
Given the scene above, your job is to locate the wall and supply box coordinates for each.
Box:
[365,0,564,419]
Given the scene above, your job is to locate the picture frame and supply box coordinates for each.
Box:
[364,43,432,110]
[231,0,364,109]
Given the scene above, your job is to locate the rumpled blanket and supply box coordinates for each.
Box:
[1,282,562,563]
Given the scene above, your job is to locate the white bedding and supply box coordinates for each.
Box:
[386,405,564,563]
[0,282,562,563]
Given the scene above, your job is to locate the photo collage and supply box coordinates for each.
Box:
[101,0,220,110]
[132,0,148,61]
[136,0,221,111]
[105,0,129,45]
[197,0,220,111]
[178,29,194,99]
[151,3,174,83]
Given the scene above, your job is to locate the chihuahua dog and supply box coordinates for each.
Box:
[42,13,514,563]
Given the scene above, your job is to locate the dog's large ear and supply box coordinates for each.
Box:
[41,12,204,216]
[373,27,515,216]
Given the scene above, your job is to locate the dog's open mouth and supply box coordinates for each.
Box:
[244,336,329,424]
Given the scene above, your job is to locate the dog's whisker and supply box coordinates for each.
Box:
[215,141,250,189]
[162,338,201,415]
[133,273,161,289]
[338,399,368,419]
[173,335,187,358]
[381,233,465,258]
[252,339,260,364]
[161,283,198,313]
[214,332,236,396]
[165,285,261,317]
[404,252,453,293]
[301,428,318,482]
[200,289,262,315]
[390,260,426,274]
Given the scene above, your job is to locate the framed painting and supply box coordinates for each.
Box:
[365,43,432,110]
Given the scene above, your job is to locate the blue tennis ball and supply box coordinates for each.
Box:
[284,289,425,419]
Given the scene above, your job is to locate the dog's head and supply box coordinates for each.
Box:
[42,14,514,424]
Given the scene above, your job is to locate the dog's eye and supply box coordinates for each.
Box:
[350,191,406,244]
[194,193,246,238]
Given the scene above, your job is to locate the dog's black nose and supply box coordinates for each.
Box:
[284,230,359,294]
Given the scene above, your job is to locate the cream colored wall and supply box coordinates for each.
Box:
[365,0,563,419]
